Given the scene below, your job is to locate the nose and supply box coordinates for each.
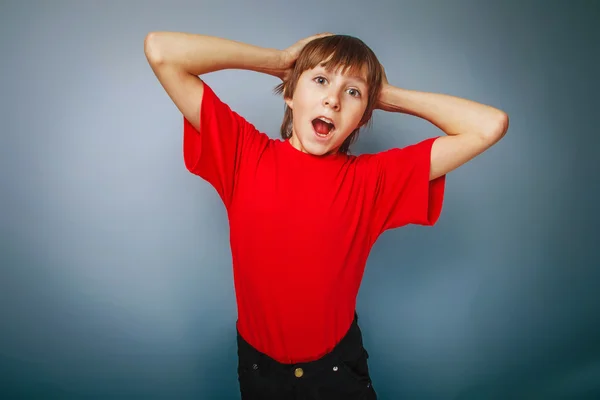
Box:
[323,92,340,111]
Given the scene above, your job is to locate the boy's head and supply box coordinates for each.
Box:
[275,35,383,156]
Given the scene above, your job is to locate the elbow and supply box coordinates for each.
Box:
[497,111,509,137]
[144,32,166,66]
[483,111,509,143]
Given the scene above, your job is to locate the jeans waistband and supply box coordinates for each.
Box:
[236,314,365,382]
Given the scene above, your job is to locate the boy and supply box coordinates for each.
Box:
[144,32,508,399]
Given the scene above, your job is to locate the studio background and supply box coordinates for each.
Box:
[1,0,599,398]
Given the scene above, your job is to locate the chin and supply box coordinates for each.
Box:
[301,129,348,154]
[300,141,331,156]
[299,135,339,156]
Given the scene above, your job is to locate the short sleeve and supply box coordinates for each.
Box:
[369,137,446,234]
[183,83,268,208]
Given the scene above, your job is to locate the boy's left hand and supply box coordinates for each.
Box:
[376,65,392,111]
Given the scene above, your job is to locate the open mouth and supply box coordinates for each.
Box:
[312,117,335,138]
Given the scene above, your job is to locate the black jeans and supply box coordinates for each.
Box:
[236,314,377,400]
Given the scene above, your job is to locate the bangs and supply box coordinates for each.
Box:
[296,35,380,86]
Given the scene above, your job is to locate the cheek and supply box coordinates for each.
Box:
[291,93,312,123]
[295,89,313,110]
[343,102,367,127]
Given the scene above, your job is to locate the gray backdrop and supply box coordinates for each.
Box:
[2,0,599,398]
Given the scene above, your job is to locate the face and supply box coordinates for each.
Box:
[285,64,369,156]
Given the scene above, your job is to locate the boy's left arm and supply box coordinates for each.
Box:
[376,70,509,181]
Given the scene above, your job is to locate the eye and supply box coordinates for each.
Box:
[347,88,361,97]
[313,76,328,85]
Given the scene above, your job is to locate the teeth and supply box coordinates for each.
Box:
[318,117,334,125]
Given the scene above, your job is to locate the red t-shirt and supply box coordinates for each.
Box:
[183,83,446,364]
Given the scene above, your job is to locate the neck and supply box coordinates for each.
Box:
[289,135,341,157]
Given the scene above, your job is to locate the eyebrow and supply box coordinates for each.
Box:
[346,74,367,86]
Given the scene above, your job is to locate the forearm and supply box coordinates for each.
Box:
[144,31,284,78]
[378,85,508,137]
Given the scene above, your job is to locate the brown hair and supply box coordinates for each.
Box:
[274,35,383,154]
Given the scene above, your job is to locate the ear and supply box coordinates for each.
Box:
[284,96,293,109]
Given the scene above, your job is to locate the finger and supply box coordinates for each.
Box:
[292,32,334,50]
[303,32,334,42]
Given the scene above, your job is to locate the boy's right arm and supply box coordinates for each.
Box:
[144,32,335,131]
[143,32,287,131]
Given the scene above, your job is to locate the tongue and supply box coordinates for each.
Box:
[313,119,332,135]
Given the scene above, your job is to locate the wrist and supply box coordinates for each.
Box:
[265,48,291,81]
[377,84,394,111]
[277,48,291,68]
[251,48,287,78]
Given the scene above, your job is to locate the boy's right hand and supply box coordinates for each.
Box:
[277,32,334,81]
